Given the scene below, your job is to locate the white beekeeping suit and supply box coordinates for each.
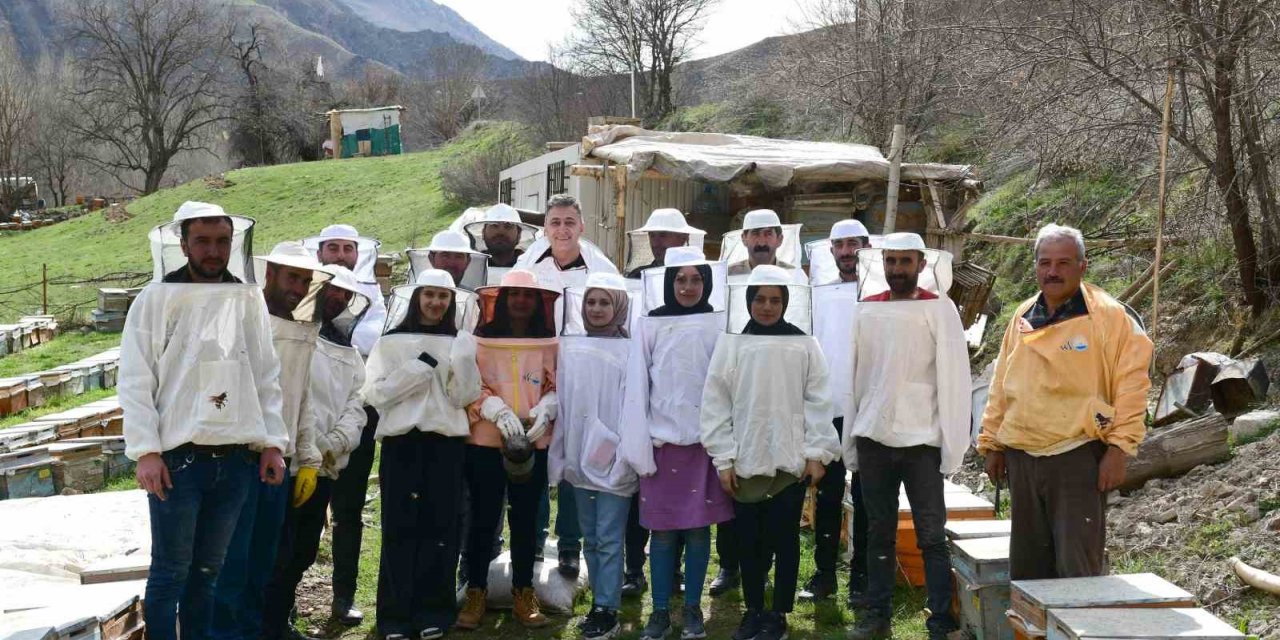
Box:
[618,246,728,475]
[406,229,490,291]
[700,265,839,480]
[550,272,638,496]
[254,241,335,473]
[309,266,371,478]
[842,233,970,474]
[362,269,483,440]
[303,224,386,358]
[121,201,287,460]
[459,203,542,286]
[807,219,871,420]
[516,234,620,291]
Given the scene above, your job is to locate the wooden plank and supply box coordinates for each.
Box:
[79,556,151,585]
[1046,607,1244,639]
[927,180,948,229]
[1012,573,1197,632]
[946,519,1013,540]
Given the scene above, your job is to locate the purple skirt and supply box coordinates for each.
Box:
[638,443,734,531]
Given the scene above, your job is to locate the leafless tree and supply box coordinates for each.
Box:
[226,21,328,165]
[515,46,631,143]
[401,43,489,145]
[67,0,232,194]
[0,42,35,214]
[30,57,84,207]
[565,0,719,123]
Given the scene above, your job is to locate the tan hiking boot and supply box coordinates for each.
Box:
[454,587,486,630]
[511,587,549,628]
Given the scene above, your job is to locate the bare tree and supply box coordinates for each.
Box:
[0,43,35,215]
[401,43,489,145]
[30,57,84,207]
[67,0,231,194]
[226,21,328,166]
[515,47,631,143]
[565,0,719,122]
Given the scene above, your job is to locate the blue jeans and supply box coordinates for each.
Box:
[144,447,256,640]
[210,464,292,640]
[537,479,582,554]
[573,487,631,610]
[650,527,711,610]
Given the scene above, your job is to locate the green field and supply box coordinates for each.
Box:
[0,124,512,323]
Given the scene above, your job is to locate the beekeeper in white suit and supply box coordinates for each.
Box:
[301,223,385,624]
[460,203,542,281]
[843,232,969,640]
[407,229,490,291]
[622,208,706,279]
[722,209,806,284]
[261,265,371,640]
[121,201,287,640]
[212,241,331,640]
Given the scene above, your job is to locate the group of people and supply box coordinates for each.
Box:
[122,192,1153,640]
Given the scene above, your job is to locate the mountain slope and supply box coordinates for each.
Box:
[336,0,519,60]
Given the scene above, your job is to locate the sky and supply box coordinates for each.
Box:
[436,0,817,62]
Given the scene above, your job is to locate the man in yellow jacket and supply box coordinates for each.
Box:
[978,223,1153,581]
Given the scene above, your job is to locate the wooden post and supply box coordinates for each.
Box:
[41,263,47,315]
[884,124,906,234]
[328,111,343,160]
[1152,61,1176,343]
[613,166,629,271]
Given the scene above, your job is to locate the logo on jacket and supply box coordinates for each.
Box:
[209,392,229,410]
[1095,413,1112,429]
[522,373,542,386]
[1061,336,1089,352]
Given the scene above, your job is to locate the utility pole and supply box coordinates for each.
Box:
[883,124,906,233]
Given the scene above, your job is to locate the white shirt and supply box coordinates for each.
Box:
[269,315,321,470]
[310,337,367,478]
[361,332,482,440]
[351,280,387,358]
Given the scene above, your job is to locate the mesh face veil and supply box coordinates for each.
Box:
[727,265,813,335]
[406,230,490,291]
[624,208,706,276]
[252,241,336,323]
[562,272,634,338]
[149,201,256,283]
[856,232,953,302]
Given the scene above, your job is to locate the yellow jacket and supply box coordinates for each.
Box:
[978,283,1153,456]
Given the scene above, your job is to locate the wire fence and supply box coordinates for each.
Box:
[0,266,150,326]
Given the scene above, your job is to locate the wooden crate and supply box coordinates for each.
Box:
[899,490,995,521]
[0,459,57,499]
[98,288,133,313]
[25,376,46,408]
[56,366,86,396]
[36,414,83,440]
[1045,607,1244,639]
[0,376,30,416]
[3,423,58,448]
[99,360,119,389]
[952,536,1011,586]
[65,436,131,480]
[1011,573,1198,633]
[947,519,1012,541]
[82,363,105,391]
[955,568,1014,640]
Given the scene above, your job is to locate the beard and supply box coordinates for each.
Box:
[190,258,227,279]
[887,272,918,294]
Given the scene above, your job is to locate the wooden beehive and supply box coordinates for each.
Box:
[0,453,57,500]
[896,489,996,586]
[946,519,1012,540]
[1045,607,1244,639]
[65,436,131,480]
[0,376,30,416]
[24,375,46,408]
[37,370,66,399]
[47,441,105,493]
[1011,573,1198,633]
[98,288,133,313]
[952,536,1011,585]
[954,567,1014,640]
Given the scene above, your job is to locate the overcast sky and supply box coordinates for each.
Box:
[436,0,816,62]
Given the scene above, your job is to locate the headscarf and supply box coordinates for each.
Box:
[582,287,630,338]
[742,284,805,336]
[387,286,458,336]
[649,264,715,317]
[475,286,554,338]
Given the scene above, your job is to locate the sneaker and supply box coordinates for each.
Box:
[758,612,788,640]
[621,573,648,598]
[332,598,364,626]
[640,609,672,640]
[511,587,549,628]
[798,571,836,601]
[384,635,410,640]
[679,604,706,640]
[581,606,620,639]
[846,615,892,640]
[732,609,764,640]
[454,587,486,630]
[286,628,319,640]
[709,569,740,597]
[418,628,444,640]
[558,549,581,579]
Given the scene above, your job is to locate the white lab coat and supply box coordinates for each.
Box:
[310,337,367,479]
[813,281,859,419]
[700,334,839,478]
[351,280,387,358]
[618,313,722,476]
[842,297,971,474]
[516,237,620,292]
[121,283,288,460]
[361,332,482,440]
[550,337,637,497]
[270,315,322,470]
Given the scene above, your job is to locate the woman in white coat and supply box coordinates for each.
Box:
[362,269,483,640]
[700,265,840,640]
[549,272,637,640]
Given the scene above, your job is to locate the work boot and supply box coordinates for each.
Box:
[709,568,739,596]
[454,587,486,630]
[846,615,892,640]
[758,612,788,640]
[798,571,836,601]
[511,587,549,628]
[732,609,764,640]
[640,609,671,640]
[621,572,648,598]
[331,598,363,626]
[680,604,706,640]
[580,605,620,639]
[558,549,581,579]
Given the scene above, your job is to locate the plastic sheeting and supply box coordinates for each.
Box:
[335,108,402,135]
[582,126,974,189]
[0,490,149,589]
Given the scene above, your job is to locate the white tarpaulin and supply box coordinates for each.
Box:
[0,490,149,587]
[334,107,404,135]
[581,126,973,189]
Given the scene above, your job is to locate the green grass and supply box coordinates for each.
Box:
[0,122,527,324]
[0,331,121,378]
[294,465,933,639]
[0,386,118,429]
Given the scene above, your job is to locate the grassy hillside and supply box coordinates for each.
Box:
[0,123,519,323]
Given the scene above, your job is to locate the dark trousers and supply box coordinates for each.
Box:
[377,431,467,635]
[716,520,739,574]
[464,445,549,590]
[1006,441,1108,580]
[814,417,869,594]
[734,481,806,613]
[329,407,378,603]
[210,463,291,640]
[261,478,334,639]
[144,448,256,640]
[625,493,648,577]
[857,437,956,633]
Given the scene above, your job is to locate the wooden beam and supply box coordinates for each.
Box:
[1120,412,1230,491]
[927,180,947,229]
[884,124,906,233]
[613,166,628,270]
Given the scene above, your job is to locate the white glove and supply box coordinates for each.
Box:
[495,408,525,441]
[480,396,509,422]
[527,411,550,442]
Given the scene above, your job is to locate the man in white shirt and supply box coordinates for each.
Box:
[122,202,288,640]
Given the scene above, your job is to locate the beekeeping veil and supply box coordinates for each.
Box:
[727,264,813,335]
[406,229,489,291]
[253,241,334,323]
[316,265,372,347]
[474,269,561,340]
[624,208,706,278]
[149,201,255,283]
[805,219,871,286]
[719,209,804,277]
[857,232,953,302]
[462,204,542,284]
[384,269,468,336]
[562,272,635,338]
[640,246,728,317]
[302,224,382,284]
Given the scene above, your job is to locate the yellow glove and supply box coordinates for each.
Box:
[292,467,318,508]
